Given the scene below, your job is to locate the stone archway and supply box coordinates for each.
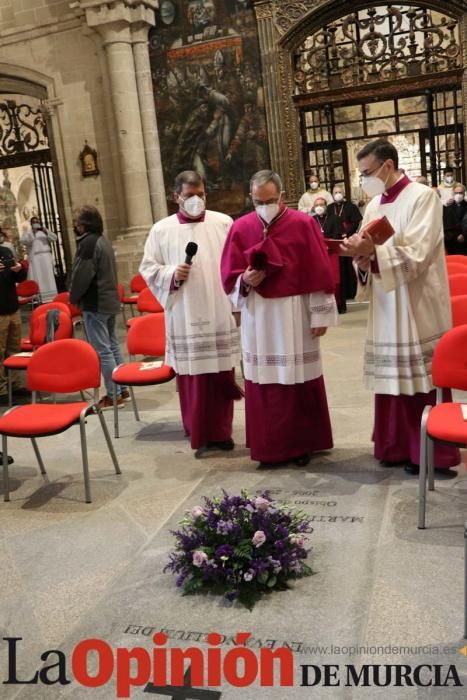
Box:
[253,0,467,204]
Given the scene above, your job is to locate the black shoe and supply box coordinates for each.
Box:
[207,439,235,451]
[0,452,14,465]
[294,453,310,466]
[405,464,458,478]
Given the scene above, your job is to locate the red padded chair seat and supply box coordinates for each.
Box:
[427,403,467,444]
[112,362,174,386]
[20,339,33,351]
[122,295,138,304]
[3,355,33,370]
[0,402,89,437]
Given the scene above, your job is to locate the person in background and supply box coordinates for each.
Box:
[222,170,337,469]
[342,138,459,476]
[140,170,242,458]
[298,173,333,214]
[328,184,363,302]
[0,243,27,413]
[437,167,461,207]
[20,216,57,302]
[0,224,17,256]
[312,196,346,313]
[443,183,467,255]
[69,205,129,411]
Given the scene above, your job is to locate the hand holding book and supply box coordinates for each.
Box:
[336,216,394,257]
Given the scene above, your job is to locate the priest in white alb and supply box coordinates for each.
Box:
[140,171,242,457]
[221,170,338,468]
[341,139,460,475]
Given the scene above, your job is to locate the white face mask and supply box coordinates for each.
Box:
[310,182,319,190]
[256,202,280,224]
[32,223,41,230]
[333,193,344,203]
[182,195,205,218]
[314,206,326,216]
[454,193,465,203]
[445,176,454,185]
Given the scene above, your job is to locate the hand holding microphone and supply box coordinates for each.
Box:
[175,242,198,286]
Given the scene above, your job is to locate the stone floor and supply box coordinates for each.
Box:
[1,304,467,699]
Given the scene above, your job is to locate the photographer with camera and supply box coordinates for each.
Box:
[0,244,27,419]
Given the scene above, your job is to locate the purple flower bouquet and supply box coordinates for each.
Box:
[165,490,313,609]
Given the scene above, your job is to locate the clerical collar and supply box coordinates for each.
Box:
[381,173,411,204]
[176,210,206,224]
[257,204,287,236]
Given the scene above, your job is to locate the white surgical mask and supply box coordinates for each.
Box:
[256,202,280,224]
[314,206,326,216]
[445,176,454,185]
[32,223,41,230]
[454,193,465,203]
[182,195,205,218]
[333,193,344,203]
[310,182,319,190]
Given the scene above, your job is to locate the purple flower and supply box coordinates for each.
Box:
[215,544,234,561]
[252,530,266,548]
[176,574,186,587]
[192,550,208,567]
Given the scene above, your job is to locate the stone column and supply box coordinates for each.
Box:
[83,1,154,236]
[131,22,167,222]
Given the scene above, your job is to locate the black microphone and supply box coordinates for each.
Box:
[179,242,198,287]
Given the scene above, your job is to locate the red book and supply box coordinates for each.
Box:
[363,216,394,245]
[323,239,354,257]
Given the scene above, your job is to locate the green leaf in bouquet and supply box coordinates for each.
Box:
[266,575,277,588]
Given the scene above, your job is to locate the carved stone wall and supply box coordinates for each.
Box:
[253,0,467,204]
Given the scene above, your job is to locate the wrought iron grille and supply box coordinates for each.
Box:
[0,98,48,157]
[293,5,461,94]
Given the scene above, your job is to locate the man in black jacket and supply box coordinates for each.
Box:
[69,205,128,410]
[443,183,467,255]
[0,245,27,462]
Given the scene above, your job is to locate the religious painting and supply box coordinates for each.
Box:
[79,142,99,177]
[149,0,270,217]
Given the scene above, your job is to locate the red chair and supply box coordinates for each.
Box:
[4,309,73,406]
[16,280,40,309]
[451,295,467,327]
[52,292,86,338]
[127,287,164,328]
[448,274,467,297]
[120,274,148,320]
[447,262,467,276]
[20,302,71,351]
[0,339,121,503]
[446,255,467,265]
[418,325,467,529]
[111,314,175,438]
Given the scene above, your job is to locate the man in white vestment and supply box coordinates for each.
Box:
[140,171,242,457]
[437,167,462,207]
[298,174,333,214]
[21,216,57,302]
[342,139,460,475]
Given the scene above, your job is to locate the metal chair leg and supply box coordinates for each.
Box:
[79,414,92,503]
[464,521,467,639]
[7,371,12,408]
[2,435,9,502]
[113,385,119,439]
[129,304,134,317]
[428,437,435,492]
[129,386,140,422]
[96,409,121,475]
[418,420,428,529]
[31,438,46,475]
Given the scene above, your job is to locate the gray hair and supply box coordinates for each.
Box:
[249,169,283,193]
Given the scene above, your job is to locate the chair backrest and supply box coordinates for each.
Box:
[27,339,101,393]
[52,292,81,318]
[451,295,467,328]
[446,255,467,265]
[448,274,467,297]
[432,325,467,390]
[130,273,148,293]
[136,287,163,314]
[447,262,467,276]
[34,301,71,317]
[127,313,166,357]
[16,280,39,297]
[30,309,73,347]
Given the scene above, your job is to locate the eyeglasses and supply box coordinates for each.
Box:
[359,162,385,181]
[179,192,206,201]
[251,197,280,206]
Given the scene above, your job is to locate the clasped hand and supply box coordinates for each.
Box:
[243,266,266,287]
[339,230,375,258]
